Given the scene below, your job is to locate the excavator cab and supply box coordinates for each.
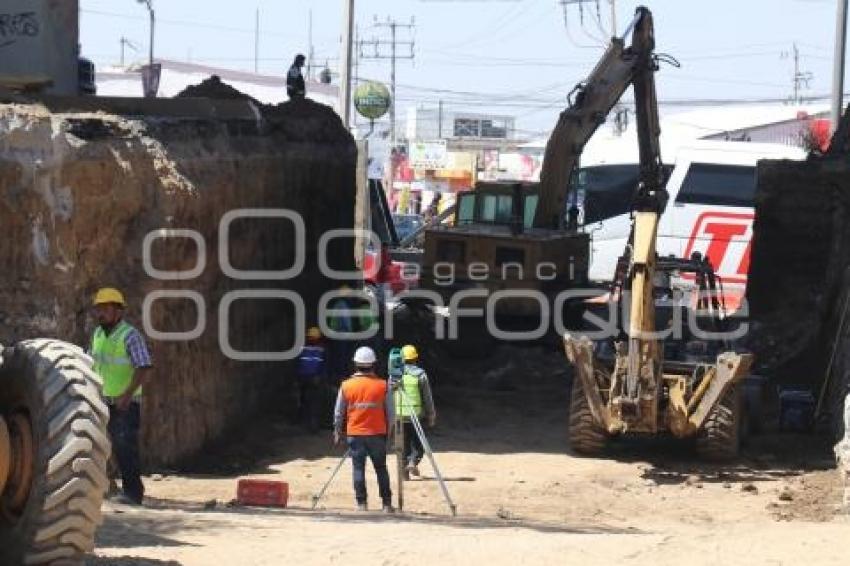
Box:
[421,181,590,316]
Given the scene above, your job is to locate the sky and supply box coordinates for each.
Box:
[80,0,846,138]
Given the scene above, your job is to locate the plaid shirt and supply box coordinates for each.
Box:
[124,326,153,369]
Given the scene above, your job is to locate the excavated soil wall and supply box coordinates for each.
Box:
[0,93,356,466]
[747,112,850,439]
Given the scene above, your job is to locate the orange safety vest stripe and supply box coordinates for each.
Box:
[341,375,388,436]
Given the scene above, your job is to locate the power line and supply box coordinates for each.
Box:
[80,7,330,41]
[427,0,529,52]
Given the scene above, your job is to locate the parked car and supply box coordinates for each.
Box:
[392,213,424,244]
[363,244,418,296]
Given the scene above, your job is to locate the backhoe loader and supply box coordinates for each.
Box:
[562,8,752,460]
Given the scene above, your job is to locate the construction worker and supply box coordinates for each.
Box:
[287,54,306,99]
[90,287,153,506]
[296,327,327,433]
[326,285,355,385]
[394,345,436,479]
[333,346,395,512]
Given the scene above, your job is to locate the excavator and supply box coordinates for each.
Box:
[422,5,752,457]
[561,7,753,459]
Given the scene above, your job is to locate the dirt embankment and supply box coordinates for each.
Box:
[0,81,356,466]
[747,105,850,441]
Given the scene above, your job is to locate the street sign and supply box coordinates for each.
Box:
[354,81,391,120]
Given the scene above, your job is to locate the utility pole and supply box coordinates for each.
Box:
[353,25,360,130]
[119,37,137,67]
[832,0,849,131]
[609,0,617,36]
[254,7,260,74]
[137,0,155,66]
[789,43,813,105]
[358,16,416,142]
[340,0,355,129]
[793,43,800,104]
[308,9,315,80]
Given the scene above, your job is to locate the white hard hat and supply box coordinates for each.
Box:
[353,346,377,365]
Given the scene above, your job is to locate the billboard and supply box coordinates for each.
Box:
[0,0,79,95]
[409,140,448,170]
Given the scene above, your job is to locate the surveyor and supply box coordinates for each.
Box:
[333,346,395,512]
[287,54,306,99]
[296,327,327,433]
[90,287,154,506]
[394,345,437,479]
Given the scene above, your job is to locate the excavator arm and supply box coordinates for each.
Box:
[534,7,659,230]
[564,8,753,444]
[620,7,667,418]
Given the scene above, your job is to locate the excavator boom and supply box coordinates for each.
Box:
[535,7,657,229]
[562,7,753,458]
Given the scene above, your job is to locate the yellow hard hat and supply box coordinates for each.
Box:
[93,287,126,307]
[307,326,321,340]
[401,344,418,361]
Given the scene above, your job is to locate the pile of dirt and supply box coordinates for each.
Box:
[176,76,348,144]
[176,75,260,104]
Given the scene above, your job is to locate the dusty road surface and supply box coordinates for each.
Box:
[90,353,848,565]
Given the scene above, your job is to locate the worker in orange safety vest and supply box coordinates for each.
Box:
[333,346,395,512]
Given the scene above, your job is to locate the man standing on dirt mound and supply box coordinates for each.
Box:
[287,53,306,99]
[333,346,395,512]
[90,287,154,506]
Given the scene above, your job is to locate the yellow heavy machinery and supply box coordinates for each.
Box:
[0,2,111,563]
[0,341,109,564]
[562,8,753,459]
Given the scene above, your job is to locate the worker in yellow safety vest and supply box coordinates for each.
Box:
[394,344,436,479]
[90,287,154,506]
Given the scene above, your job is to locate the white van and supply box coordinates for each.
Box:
[577,140,807,306]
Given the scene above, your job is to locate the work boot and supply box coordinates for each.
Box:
[356,503,368,512]
[113,493,143,507]
[407,463,420,478]
[381,503,395,514]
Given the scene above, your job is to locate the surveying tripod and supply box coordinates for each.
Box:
[311,386,457,516]
[392,384,457,516]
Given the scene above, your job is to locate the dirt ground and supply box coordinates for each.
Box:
[89,359,849,565]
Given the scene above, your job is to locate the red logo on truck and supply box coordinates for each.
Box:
[683,211,753,285]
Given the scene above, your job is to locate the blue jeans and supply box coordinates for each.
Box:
[108,402,144,503]
[347,435,392,505]
[402,421,423,466]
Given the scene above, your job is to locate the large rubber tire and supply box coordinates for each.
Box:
[0,339,110,565]
[696,385,743,461]
[568,377,607,456]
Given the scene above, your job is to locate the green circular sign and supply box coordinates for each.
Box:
[354,81,391,120]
